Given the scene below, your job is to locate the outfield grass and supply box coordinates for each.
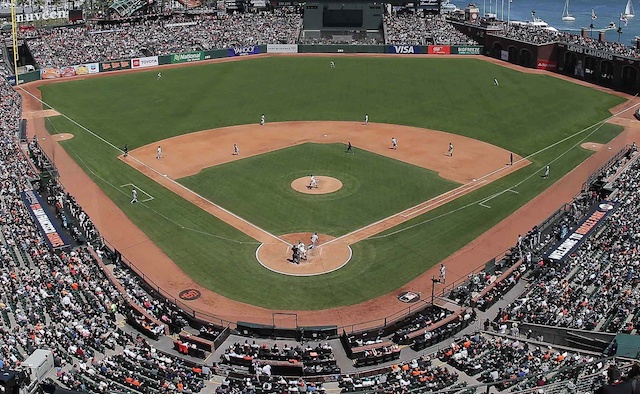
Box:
[178,143,459,236]
[39,56,626,310]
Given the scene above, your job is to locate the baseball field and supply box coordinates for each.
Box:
[27,55,624,315]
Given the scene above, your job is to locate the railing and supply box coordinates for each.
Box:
[102,238,235,329]
[582,144,632,192]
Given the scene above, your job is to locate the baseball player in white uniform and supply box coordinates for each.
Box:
[309,175,318,189]
[391,137,397,150]
[156,146,162,159]
[157,72,162,80]
[298,241,307,260]
[310,232,319,249]
[330,61,335,68]
[364,114,369,125]
[448,143,454,157]
[260,114,265,126]
[131,189,138,204]
[233,144,240,155]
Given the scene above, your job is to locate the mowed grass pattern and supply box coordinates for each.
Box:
[179,143,459,236]
[39,57,625,309]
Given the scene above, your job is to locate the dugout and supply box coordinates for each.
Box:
[301,2,383,44]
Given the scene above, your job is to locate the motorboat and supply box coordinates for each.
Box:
[441,0,459,13]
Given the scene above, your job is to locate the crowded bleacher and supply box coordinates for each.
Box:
[2,4,640,394]
[502,154,640,333]
[22,10,302,68]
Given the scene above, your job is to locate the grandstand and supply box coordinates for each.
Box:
[2,4,640,394]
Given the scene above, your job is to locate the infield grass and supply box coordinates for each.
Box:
[178,143,459,236]
[39,56,625,310]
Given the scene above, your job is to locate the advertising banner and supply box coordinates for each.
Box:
[536,59,557,71]
[266,44,298,53]
[545,201,617,262]
[500,50,509,61]
[99,60,131,72]
[428,45,451,55]
[228,46,260,56]
[132,56,159,69]
[388,45,420,54]
[21,190,70,250]
[171,52,204,63]
[203,49,229,60]
[42,63,102,79]
[565,44,614,60]
[40,67,61,79]
[453,46,482,55]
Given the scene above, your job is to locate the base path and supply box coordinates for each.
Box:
[17,55,640,329]
[125,121,528,249]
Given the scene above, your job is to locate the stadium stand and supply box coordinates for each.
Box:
[3,9,640,394]
[21,10,302,68]
[502,154,640,333]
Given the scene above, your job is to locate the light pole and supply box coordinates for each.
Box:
[507,0,511,33]
[617,27,623,43]
[590,23,594,38]
[431,275,442,304]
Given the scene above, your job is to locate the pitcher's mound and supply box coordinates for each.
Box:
[256,233,351,276]
[291,176,343,194]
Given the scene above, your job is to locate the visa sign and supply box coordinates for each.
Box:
[389,45,420,54]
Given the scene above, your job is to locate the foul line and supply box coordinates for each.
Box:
[20,87,640,249]
[356,97,640,241]
[120,183,154,202]
[401,180,487,218]
[22,88,287,246]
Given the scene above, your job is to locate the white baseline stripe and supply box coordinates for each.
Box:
[19,88,289,247]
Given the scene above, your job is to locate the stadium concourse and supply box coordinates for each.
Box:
[4,8,640,394]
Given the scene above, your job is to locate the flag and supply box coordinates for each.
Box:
[621,12,628,26]
[591,9,598,20]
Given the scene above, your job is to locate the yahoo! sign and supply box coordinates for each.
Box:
[228,46,260,57]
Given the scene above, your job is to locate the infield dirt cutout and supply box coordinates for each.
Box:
[581,142,605,151]
[291,176,343,194]
[257,233,351,276]
[51,133,74,141]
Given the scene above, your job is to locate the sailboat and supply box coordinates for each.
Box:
[624,0,635,19]
[562,0,575,21]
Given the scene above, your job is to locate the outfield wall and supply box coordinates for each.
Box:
[6,37,640,92]
[5,44,483,85]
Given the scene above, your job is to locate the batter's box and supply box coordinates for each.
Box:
[120,183,154,202]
